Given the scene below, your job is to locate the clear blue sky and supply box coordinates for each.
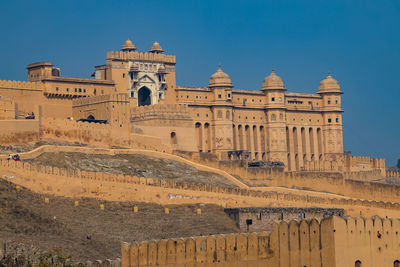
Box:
[0,0,399,166]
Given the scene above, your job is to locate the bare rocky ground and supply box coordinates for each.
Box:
[24,152,238,188]
[0,178,240,263]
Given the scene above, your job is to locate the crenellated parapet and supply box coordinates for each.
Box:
[0,80,43,91]
[120,216,400,266]
[107,51,176,64]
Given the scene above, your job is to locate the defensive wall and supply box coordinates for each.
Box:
[2,157,400,219]
[174,151,386,184]
[40,117,172,153]
[224,207,344,232]
[120,216,400,267]
[0,80,45,116]
[130,104,197,152]
[0,96,16,119]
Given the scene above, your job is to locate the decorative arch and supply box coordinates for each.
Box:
[355,260,362,267]
[87,115,95,120]
[138,86,151,106]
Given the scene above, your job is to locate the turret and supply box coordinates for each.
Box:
[261,68,287,164]
[207,65,234,159]
[27,62,58,82]
[208,65,233,102]
[318,73,344,158]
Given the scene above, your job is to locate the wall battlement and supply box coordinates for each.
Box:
[0,80,43,90]
[107,51,176,64]
[2,158,400,212]
[121,216,400,267]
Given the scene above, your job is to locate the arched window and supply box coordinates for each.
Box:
[355,260,362,267]
[170,132,177,145]
[394,260,400,267]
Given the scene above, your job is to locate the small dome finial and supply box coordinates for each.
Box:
[271,66,275,73]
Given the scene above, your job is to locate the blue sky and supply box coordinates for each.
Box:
[0,0,399,165]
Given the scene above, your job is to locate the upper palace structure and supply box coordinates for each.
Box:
[0,39,385,173]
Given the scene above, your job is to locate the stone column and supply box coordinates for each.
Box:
[288,126,295,171]
[304,127,311,162]
[201,124,206,152]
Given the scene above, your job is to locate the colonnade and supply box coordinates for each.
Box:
[232,124,267,160]
[195,122,211,152]
[286,126,323,171]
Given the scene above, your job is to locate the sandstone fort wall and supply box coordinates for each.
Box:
[120,216,400,267]
[2,157,400,216]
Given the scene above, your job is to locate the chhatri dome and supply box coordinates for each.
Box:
[318,73,341,93]
[149,41,165,53]
[262,68,285,90]
[208,65,232,88]
[121,39,137,51]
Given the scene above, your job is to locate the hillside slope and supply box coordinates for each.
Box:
[24,152,239,188]
[0,178,240,262]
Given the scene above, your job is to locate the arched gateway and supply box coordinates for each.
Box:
[138,87,151,106]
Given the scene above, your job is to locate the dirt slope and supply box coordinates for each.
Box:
[0,179,240,262]
[25,152,238,188]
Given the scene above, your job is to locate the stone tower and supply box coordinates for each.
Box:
[318,74,344,162]
[209,66,234,159]
[261,69,288,164]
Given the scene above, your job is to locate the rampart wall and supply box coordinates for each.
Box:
[0,80,44,116]
[2,157,400,218]
[40,118,171,152]
[0,120,40,143]
[130,104,197,152]
[120,216,400,267]
[0,97,16,119]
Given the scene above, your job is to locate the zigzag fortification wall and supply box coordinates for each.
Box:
[120,216,400,267]
[1,156,400,219]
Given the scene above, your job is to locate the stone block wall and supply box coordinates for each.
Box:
[224,207,344,231]
[120,216,400,267]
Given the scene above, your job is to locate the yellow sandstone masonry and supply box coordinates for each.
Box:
[121,216,400,267]
[1,158,400,219]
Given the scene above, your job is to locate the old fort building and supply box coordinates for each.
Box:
[0,39,384,174]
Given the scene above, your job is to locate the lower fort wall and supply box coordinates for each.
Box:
[2,158,400,218]
[0,120,40,143]
[40,117,171,152]
[224,207,344,232]
[120,216,400,267]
